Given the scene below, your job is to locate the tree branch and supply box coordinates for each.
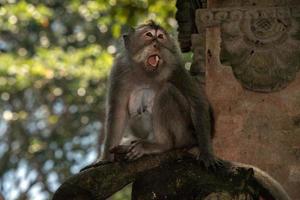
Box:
[52,149,277,200]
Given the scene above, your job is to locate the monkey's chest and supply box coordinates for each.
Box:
[128,87,156,117]
[127,86,156,139]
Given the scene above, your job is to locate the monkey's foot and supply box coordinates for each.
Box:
[126,140,147,161]
[186,147,225,170]
[80,160,113,172]
[196,153,224,171]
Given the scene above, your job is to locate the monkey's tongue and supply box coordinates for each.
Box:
[147,55,160,69]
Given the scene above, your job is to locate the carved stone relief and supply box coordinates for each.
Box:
[214,0,288,7]
[196,6,300,92]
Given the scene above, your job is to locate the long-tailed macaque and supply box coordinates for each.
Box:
[81,21,291,200]
[101,21,220,167]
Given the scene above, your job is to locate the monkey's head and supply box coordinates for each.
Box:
[123,21,181,74]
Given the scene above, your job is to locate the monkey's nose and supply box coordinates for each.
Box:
[153,43,158,48]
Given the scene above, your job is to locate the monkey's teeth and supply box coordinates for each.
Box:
[147,55,160,69]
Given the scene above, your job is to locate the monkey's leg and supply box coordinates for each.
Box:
[125,114,174,161]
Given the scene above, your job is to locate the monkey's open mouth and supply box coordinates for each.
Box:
[146,55,160,71]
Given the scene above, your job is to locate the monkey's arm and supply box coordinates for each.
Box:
[102,63,131,161]
[189,88,216,165]
[170,66,221,168]
[103,96,128,160]
[81,68,130,171]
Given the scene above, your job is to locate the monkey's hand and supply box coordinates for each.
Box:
[126,140,147,161]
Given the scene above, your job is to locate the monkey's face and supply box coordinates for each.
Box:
[125,25,179,74]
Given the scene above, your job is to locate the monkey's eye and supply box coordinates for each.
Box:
[157,29,166,41]
[158,34,164,39]
[145,32,153,39]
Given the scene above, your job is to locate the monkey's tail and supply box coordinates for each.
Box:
[231,161,291,200]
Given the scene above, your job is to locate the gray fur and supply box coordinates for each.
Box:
[102,21,218,166]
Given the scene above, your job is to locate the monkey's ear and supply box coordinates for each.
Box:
[123,27,135,49]
[123,34,130,49]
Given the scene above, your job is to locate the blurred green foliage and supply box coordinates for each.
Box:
[0,0,176,199]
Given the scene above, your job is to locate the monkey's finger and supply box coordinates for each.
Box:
[131,150,143,160]
[132,154,142,160]
[197,156,210,169]
[128,145,137,152]
[126,148,138,159]
[127,150,140,160]
[127,153,137,160]
[128,142,140,151]
[209,158,225,171]
[208,157,224,170]
[130,152,143,160]
[126,150,136,158]
[215,159,225,168]
[128,144,137,151]
[130,140,139,144]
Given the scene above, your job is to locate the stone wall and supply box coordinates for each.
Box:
[176,0,300,198]
[203,27,300,199]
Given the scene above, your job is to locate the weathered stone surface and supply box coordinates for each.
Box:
[184,0,300,198]
[208,0,297,8]
[202,26,300,200]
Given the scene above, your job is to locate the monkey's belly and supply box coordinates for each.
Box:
[127,87,156,139]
